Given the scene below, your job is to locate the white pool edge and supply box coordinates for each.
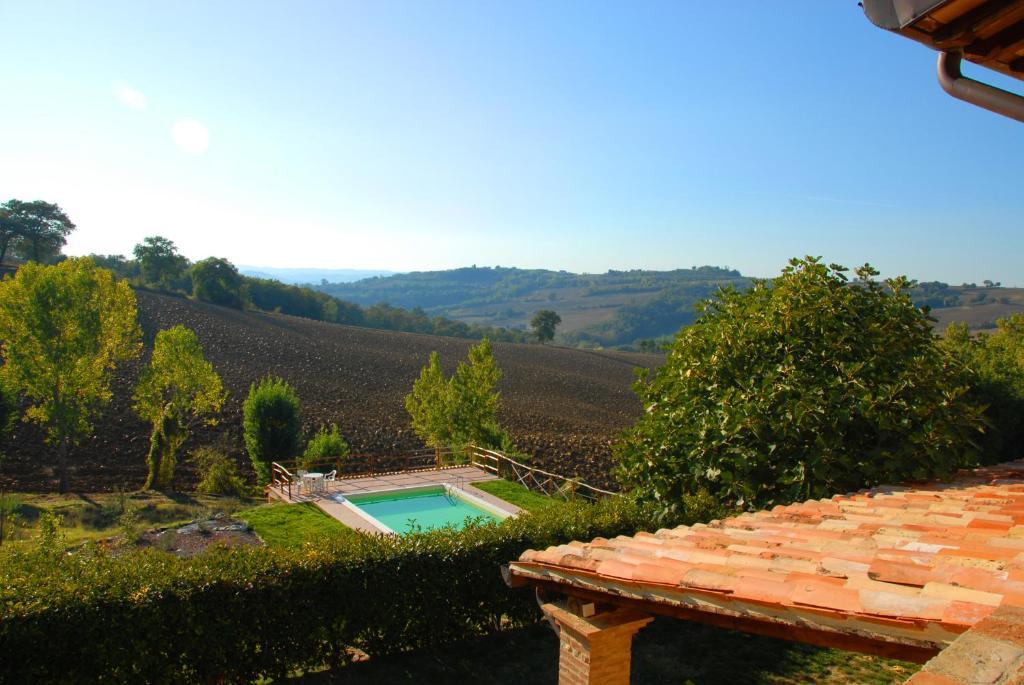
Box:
[332,482,516,535]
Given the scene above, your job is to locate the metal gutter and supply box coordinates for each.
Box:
[937,51,1024,122]
[862,0,951,29]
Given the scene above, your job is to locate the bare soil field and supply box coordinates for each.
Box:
[0,291,660,492]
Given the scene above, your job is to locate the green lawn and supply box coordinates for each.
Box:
[238,502,361,549]
[470,479,557,513]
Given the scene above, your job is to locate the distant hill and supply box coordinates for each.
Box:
[314,266,750,348]
[239,266,396,284]
[0,290,659,492]
[314,267,1023,347]
[912,281,1024,332]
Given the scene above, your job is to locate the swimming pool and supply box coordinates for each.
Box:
[334,484,509,534]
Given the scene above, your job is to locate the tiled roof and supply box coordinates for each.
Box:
[507,461,1024,653]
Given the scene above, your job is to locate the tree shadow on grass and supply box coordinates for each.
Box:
[292,617,917,684]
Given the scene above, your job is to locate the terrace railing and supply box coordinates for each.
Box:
[270,447,465,496]
[270,445,618,504]
[466,445,619,503]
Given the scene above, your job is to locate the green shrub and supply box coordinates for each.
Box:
[118,506,143,545]
[941,316,1024,464]
[0,497,707,684]
[299,423,350,470]
[35,510,66,555]
[616,257,985,512]
[242,376,301,484]
[192,446,249,497]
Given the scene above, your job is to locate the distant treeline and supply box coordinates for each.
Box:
[912,280,1009,310]
[316,265,744,311]
[90,247,531,343]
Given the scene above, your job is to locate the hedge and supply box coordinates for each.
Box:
[0,495,715,684]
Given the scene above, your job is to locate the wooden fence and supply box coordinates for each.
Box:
[466,446,619,503]
[270,445,618,503]
[271,447,464,498]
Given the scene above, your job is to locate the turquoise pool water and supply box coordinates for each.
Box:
[343,486,503,534]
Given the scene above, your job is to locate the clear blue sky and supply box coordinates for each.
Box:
[1,1,1021,284]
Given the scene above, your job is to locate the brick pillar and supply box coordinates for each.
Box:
[542,602,654,685]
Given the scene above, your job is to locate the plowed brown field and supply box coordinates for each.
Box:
[0,290,661,492]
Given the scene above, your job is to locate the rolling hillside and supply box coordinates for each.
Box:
[315,267,1023,345]
[314,265,750,347]
[0,290,660,492]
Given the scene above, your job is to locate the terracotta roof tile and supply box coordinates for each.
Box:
[507,459,1024,652]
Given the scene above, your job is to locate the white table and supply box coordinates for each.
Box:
[301,472,324,493]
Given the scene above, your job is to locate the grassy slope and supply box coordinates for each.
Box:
[0,491,256,546]
[238,502,360,549]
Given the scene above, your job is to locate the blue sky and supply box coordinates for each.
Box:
[1,1,1021,284]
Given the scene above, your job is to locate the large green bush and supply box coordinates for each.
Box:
[299,423,350,470]
[242,376,302,483]
[615,257,985,512]
[941,315,1024,464]
[0,496,710,684]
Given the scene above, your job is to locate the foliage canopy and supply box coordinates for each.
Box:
[941,314,1024,464]
[0,258,141,491]
[530,309,561,343]
[615,257,985,512]
[243,376,302,483]
[0,199,76,263]
[190,257,247,309]
[405,339,505,451]
[133,236,189,288]
[133,325,226,489]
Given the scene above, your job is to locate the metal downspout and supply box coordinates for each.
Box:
[937,51,1024,123]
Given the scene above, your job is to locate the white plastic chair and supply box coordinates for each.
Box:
[323,470,337,492]
[295,470,308,496]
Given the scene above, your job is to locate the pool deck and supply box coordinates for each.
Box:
[268,466,521,534]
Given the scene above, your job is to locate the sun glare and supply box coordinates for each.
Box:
[112,82,146,110]
[171,119,210,154]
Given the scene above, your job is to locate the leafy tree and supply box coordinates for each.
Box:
[449,338,504,447]
[88,254,139,280]
[0,258,141,492]
[243,377,302,483]
[132,325,226,490]
[2,200,76,263]
[405,352,454,450]
[405,340,505,452]
[530,309,561,343]
[615,257,985,514]
[191,257,247,309]
[300,423,350,470]
[941,315,1024,464]
[0,206,24,264]
[133,236,189,288]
